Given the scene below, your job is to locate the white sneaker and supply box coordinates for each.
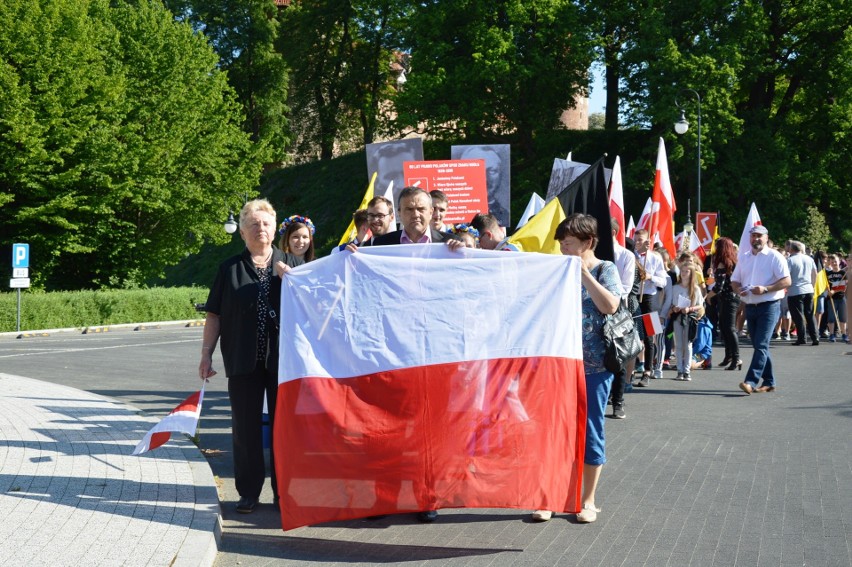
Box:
[576,505,601,523]
[684,374,692,381]
[531,510,552,522]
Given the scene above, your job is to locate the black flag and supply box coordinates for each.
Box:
[554,157,614,262]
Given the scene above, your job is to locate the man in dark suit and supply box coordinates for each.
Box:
[372,187,460,247]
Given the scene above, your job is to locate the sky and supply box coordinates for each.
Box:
[588,67,606,115]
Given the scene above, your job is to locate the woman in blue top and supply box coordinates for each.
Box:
[532,214,621,524]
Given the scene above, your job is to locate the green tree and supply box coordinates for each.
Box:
[612,0,851,246]
[164,0,289,162]
[800,206,832,252]
[394,0,595,156]
[278,0,404,160]
[0,0,262,289]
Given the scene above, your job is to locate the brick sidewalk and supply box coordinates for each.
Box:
[0,374,220,567]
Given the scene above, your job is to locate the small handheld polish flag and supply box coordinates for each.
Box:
[132,386,205,455]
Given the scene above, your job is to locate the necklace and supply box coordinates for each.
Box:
[252,249,272,268]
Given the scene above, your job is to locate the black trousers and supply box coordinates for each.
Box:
[788,293,817,343]
[639,293,655,370]
[718,294,740,361]
[610,366,627,407]
[228,363,279,500]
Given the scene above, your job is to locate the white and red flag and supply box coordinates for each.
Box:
[132,386,205,455]
[738,202,762,258]
[608,156,626,246]
[275,245,587,530]
[675,230,707,262]
[640,312,663,336]
[636,198,654,232]
[650,138,677,257]
[626,215,636,239]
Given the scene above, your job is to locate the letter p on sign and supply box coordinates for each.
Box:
[13,243,29,269]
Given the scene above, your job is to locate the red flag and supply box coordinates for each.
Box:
[627,215,636,239]
[132,387,205,455]
[275,246,587,530]
[608,156,626,246]
[650,138,677,257]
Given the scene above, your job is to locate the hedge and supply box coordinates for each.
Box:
[0,287,208,332]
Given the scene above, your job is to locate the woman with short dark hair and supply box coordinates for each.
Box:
[532,213,620,524]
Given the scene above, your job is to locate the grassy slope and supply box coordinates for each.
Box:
[161,129,657,288]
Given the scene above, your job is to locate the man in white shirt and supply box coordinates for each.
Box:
[633,229,668,387]
[731,225,791,394]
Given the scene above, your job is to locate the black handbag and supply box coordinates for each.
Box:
[602,298,643,372]
[594,264,643,372]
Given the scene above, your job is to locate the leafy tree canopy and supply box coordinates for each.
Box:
[394,0,596,154]
[0,0,262,289]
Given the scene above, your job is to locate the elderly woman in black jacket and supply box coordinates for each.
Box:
[198,199,302,514]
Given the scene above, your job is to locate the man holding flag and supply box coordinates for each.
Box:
[633,229,668,387]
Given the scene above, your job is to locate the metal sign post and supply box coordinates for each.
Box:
[11,244,30,333]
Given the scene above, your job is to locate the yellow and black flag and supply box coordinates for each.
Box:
[813,252,830,313]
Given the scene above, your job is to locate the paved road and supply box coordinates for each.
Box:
[2,326,851,566]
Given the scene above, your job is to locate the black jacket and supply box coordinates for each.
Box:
[205,247,303,377]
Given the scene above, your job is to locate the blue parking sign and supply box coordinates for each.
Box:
[13,243,29,269]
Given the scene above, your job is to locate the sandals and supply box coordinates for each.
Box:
[531,510,552,522]
[576,505,601,523]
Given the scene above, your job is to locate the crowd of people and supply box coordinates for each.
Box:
[195,189,849,526]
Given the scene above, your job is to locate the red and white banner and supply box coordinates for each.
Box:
[132,387,204,455]
[276,245,587,530]
[608,156,626,246]
[651,138,677,257]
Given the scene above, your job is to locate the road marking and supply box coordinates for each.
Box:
[0,339,199,359]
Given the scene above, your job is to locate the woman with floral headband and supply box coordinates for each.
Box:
[450,223,479,249]
[279,215,316,263]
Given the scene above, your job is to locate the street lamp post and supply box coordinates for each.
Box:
[674,89,702,213]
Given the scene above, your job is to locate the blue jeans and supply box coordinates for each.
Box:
[585,370,615,465]
[744,300,781,387]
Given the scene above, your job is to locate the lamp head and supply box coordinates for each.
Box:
[224,212,238,234]
[683,213,694,234]
[674,109,689,135]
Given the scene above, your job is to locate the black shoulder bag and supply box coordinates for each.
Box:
[596,264,643,372]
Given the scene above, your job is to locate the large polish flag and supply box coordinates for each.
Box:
[651,138,677,257]
[275,245,587,530]
[608,156,626,246]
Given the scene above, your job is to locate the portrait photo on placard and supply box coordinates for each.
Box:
[366,139,424,208]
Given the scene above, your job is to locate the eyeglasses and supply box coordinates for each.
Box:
[367,213,389,221]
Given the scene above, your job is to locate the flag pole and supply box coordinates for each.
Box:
[827,289,840,328]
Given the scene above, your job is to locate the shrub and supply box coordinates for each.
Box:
[0,287,207,332]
